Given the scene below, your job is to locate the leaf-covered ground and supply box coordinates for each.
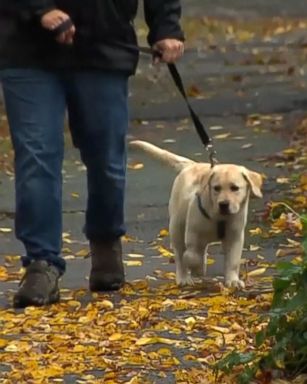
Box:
[0,279,272,383]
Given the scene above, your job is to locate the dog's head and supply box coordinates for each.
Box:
[201,164,263,216]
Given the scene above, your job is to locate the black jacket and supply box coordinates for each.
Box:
[0,0,184,74]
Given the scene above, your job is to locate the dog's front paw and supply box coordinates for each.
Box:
[190,267,205,279]
[225,276,245,289]
[176,274,195,287]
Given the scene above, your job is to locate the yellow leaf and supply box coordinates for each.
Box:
[249,227,263,236]
[109,333,123,341]
[236,30,254,42]
[159,229,169,237]
[100,300,114,310]
[127,253,144,258]
[185,317,196,329]
[128,162,144,170]
[5,341,31,352]
[283,148,297,156]
[62,247,72,253]
[209,125,224,131]
[136,337,179,346]
[75,249,89,257]
[214,133,231,140]
[63,237,72,244]
[154,270,176,280]
[0,339,9,349]
[207,257,215,265]
[157,348,172,357]
[247,267,267,277]
[184,354,197,361]
[122,234,138,243]
[276,177,290,184]
[67,300,81,309]
[241,143,253,149]
[0,266,8,280]
[124,260,143,267]
[124,377,141,384]
[71,192,79,198]
[73,344,86,353]
[209,325,230,334]
[250,244,260,251]
[156,245,174,258]
[81,375,96,381]
[231,322,244,331]
[187,85,203,98]
[0,227,12,233]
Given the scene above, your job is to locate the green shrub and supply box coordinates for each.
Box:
[215,212,307,383]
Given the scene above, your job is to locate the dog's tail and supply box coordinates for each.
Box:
[129,140,195,172]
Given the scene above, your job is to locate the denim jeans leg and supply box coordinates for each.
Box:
[65,71,129,241]
[1,69,66,273]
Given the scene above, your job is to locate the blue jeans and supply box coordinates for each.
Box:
[1,69,129,274]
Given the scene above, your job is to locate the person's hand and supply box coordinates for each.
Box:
[152,39,184,64]
[41,9,76,45]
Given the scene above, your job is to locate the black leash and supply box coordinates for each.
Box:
[138,46,218,167]
[166,61,217,167]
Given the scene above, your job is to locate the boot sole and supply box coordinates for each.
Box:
[13,289,60,309]
[89,279,125,292]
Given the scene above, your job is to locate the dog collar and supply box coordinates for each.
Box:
[196,193,226,240]
[196,193,211,220]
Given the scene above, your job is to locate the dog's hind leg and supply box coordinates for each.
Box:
[174,246,190,286]
[169,218,190,286]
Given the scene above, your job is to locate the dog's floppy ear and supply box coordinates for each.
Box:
[242,169,263,198]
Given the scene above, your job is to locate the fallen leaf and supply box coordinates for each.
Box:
[214,133,231,140]
[124,260,143,267]
[0,339,9,349]
[156,245,174,258]
[159,229,169,237]
[241,143,253,149]
[127,253,144,259]
[247,267,267,277]
[0,228,12,233]
[249,227,263,236]
[136,337,180,346]
[75,249,89,258]
[128,163,144,170]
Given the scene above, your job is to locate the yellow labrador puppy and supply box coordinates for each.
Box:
[130,140,263,288]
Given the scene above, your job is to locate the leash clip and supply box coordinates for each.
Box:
[206,141,218,168]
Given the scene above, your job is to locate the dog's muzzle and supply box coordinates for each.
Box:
[219,201,230,215]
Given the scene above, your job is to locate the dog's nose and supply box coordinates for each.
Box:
[219,201,230,214]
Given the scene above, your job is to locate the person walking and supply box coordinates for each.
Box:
[0,1,184,308]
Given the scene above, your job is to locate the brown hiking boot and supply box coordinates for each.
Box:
[89,238,125,292]
[14,260,60,308]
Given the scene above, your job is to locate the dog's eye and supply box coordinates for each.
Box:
[213,185,221,192]
[231,185,240,192]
